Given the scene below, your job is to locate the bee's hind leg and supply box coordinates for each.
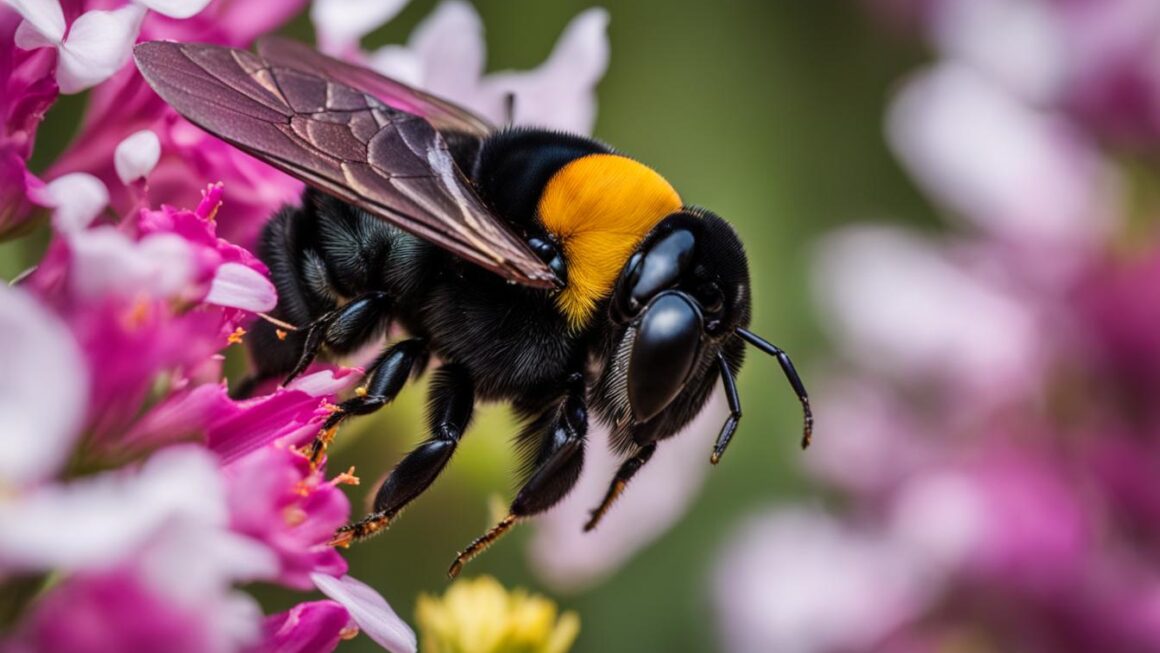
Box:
[305,337,426,465]
[331,363,474,545]
[448,378,588,578]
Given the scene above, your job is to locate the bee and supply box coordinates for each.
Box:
[134,38,812,577]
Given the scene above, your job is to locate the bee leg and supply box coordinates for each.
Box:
[709,352,742,464]
[283,292,392,384]
[304,338,425,466]
[331,364,474,546]
[448,383,588,578]
[583,442,657,532]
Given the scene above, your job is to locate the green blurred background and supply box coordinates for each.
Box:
[4,1,936,651]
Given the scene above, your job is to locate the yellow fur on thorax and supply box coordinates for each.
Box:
[538,153,682,329]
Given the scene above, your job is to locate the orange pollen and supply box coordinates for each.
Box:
[227,327,246,345]
[275,329,288,341]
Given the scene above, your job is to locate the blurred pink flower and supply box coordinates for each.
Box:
[718,3,1160,652]
[864,0,1160,147]
[529,393,725,591]
[322,0,611,135]
[714,507,933,653]
[0,7,56,236]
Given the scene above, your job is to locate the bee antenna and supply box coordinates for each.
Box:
[736,327,813,449]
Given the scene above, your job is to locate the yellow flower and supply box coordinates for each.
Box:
[415,576,580,653]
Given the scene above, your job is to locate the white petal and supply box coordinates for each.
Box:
[69,228,195,301]
[0,445,227,571]
[4,0,66,44]
[133,0,212,19]
[887,63,1118,248]
[312,573,417,653]
[42,172,109,233]
[482,8,610,134]
[286,368,362,397]
[0,285,87,488]
[931,0,1066,104]
[368,45,425,88]
[114,129,161,184]
[204,262,277,312]
[713,508,936,653]
[311,0,409,54]
[406,0,485,99]
[56,4,146,94]
[14,18,59,49]
[812,225,1041,400]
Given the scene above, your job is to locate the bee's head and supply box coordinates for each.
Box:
[611,208,751,423]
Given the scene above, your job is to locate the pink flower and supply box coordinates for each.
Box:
[321,0,611,135]
[27,185,276,441]
[48,65,303,246]
[224,445,350,590]
[258,601,355,653]
[0,7,57,235]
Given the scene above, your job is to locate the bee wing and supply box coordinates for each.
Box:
[255,36,494,138]
[133,41,558,289]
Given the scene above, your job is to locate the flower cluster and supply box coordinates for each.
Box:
[0,0,609,650]
[713,2,1160,652]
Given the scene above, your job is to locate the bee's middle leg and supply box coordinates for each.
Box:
[448,378,588,577]
[331,364,474,545]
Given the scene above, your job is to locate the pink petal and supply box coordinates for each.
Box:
[261,601,354,653]
[134,0,212,20]
[204,262,277,312]
[57,5,146,94]
[114,129,161,184]
[0,284,87,487]
[40,172,109,233]
[311,0,409,54]
[311,574,416,653]
[5,0,65,44]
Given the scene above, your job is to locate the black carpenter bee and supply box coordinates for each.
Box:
[134,38,812,577]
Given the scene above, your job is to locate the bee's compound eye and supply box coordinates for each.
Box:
[697,282,724,314]
[528,237,567,283]
[614,229,695,325]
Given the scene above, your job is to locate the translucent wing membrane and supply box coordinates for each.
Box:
[255,36,495,138]
[133,40,558,288]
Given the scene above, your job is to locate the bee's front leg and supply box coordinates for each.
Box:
[305,338,426,465]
